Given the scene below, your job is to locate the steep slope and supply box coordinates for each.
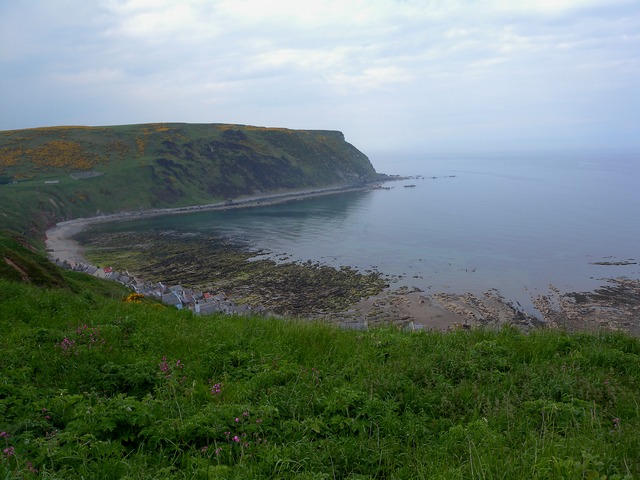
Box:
[0,123,382,241]
[0,230,129,297]
[0,230,66,287]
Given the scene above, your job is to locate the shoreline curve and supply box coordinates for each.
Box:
[45,183,382,267]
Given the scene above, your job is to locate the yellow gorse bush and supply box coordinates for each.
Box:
[136,129,150,157]
[105,141,131,161]
[0,148,22,168]
[124,293,145,303]
[26,140,98,170]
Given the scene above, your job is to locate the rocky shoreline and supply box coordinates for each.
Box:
[45,224,552,334]
[328,287,545,332]
[67,229,387,317]
[45,187,640,335]
[53,257,264,317]
[534,278,640,336]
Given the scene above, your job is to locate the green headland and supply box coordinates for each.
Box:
[0,123,382,240]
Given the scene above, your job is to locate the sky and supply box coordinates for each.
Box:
[1,0,639,162]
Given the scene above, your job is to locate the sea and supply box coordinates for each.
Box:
[90,151,640,315]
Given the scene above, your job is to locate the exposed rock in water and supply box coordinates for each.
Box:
[329,286,543,332]
[534,278,640,336]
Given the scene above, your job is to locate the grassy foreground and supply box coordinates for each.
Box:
[1,278,639,479]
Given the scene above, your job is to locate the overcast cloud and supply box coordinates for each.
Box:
[1,0,638,157]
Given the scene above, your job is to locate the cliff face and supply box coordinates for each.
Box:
[0,123,381,239]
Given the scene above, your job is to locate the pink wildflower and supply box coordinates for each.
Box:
[58,337,76,351]
[159,356,171,376]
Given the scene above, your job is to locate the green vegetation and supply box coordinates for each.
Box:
[1,246,639,477]
[0,123,381,242]
[2,126,639,478]
[0,231,66,287]
[0,230,130,298]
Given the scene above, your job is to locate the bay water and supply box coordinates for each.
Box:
[92,152,640,315]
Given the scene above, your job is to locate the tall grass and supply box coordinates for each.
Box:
[1,278,639,478]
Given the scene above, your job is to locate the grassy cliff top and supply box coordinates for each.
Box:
[1,262,639,478]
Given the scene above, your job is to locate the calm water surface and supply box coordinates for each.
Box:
[92,153,640,314]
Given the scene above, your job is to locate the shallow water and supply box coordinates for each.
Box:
[89,152,640,314]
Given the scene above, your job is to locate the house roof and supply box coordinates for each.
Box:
[161,293,181,306]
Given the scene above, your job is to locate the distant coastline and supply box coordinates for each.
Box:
[45,181,392,267]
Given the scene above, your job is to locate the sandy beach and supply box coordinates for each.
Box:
[45,219,91,266]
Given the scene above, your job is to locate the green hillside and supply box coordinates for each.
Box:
[0,123,381,241]
[1,259,639,478]
[0,230,131,297]
[0,230,67,287]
